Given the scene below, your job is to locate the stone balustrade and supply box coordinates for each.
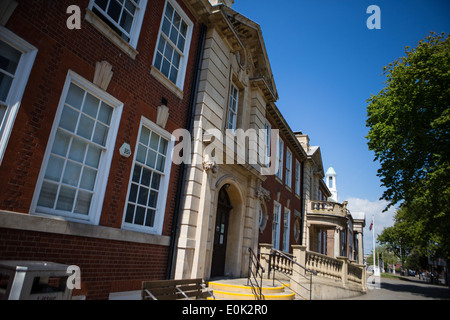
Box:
[259,244,367,296]
[308,200,349,217]
[306,251,343,281]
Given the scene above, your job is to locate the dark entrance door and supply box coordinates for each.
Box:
[211,187,232,278]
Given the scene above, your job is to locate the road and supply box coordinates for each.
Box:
[347,276,450,300]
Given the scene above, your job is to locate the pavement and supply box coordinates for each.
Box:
[346,275,450,300]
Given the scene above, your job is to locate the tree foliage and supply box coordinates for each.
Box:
[366,32,450,258]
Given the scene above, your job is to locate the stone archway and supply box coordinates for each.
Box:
[210,179,245,278]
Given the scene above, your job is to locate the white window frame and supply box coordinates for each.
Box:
[88,0,148,49]
[275,138,284,180]
[226,83,239,131]
[285,148,292,188]
[263,122,271,167]
[0,26,37,165]
[295,159,301,196]
[283,208,290,252]
[153,0,193,90]
[122,116,174,235]
[30,70,123,225]
[272,202,281,250]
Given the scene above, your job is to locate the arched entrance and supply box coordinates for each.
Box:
[211,186,233,277]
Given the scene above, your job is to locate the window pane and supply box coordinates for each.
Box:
[120,11,133,33]
[137,186,149,205]
[172,50,180,69]
[173,12,181,30]
[65,83,84,110]
[59,106,79,132]
[159,138,168,155]
[161,58,170,78]
[93,122,109,146]
[124,0,136,14]
[83,93,100,118]
[154,52,162,70]
[74,190,92,215]
[62,161,82,186]
[134,206,145,225]
[136,145,146,164]
[139,126,150,145]
[56,186,76,211]
[77,114,95,140]
[69,138,87,163]
[145,209,155,227]
[150,132,159,150]
[44,155,65,182]
[125,204,135,223]
[85,145,102,168]
[162,17,171,36]
[169,67,178,84]
[132,164,141,183]
[98,102,113,125]
[165,3,174,20]
[169,26,178,45]
[0,39,21,74]
[156,154,165,172]
[52,130,71,157]
[107,0,122,22]
[0,73,13,102]
[146,149,156,168]
[148,190,158,208]
[163,44,173,62]
[177,36,185,52]
[141,167,151,186]
[37,182,58,208]
[151,172,161,190]
[128,183,138,202]
[94,0,108,10]
[80,167,97,191]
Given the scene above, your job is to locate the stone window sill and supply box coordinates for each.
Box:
[85,9,138,60]
[150,66,184,100]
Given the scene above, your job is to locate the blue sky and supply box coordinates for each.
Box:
[233,0,450,253]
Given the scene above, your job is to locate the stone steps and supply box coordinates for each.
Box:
[207,278,295,300]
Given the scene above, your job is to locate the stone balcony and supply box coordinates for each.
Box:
[307,200,350,218]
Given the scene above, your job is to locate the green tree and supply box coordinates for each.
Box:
[366,32,450,258]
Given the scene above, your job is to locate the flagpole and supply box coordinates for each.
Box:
[372,214,378,276]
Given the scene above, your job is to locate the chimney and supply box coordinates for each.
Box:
[294,131,310,152]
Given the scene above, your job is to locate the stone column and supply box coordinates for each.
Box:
[334,227,340,258]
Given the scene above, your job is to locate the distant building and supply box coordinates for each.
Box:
[326,166,338,202]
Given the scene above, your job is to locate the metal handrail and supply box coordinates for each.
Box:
[270,248,315,274]
[201,283,215,300]
[247,247,265,300]
[269,249,316,300]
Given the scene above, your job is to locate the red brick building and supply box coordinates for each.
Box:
[259,103,307,253]
[0,0,208,299]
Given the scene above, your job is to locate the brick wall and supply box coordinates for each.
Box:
[260,118,304,252]
[0,0,202,299]
[0,227,169,300]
